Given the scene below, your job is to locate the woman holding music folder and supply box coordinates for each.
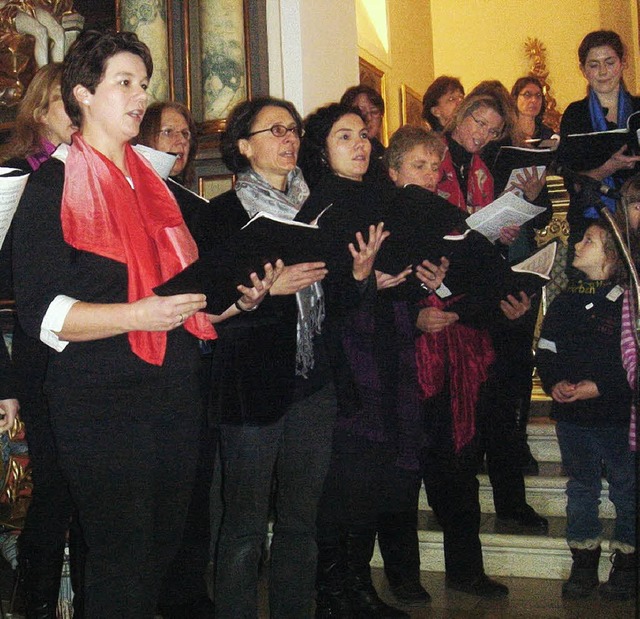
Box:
[9,31,283,617]
[296,103,454,617]
[201,96,386,618]
[559,29,640,257]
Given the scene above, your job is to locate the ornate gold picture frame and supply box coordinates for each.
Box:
[400,83,423,127]
[358,56,387,144]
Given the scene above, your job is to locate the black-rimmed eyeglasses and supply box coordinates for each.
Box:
[246,124,304,138]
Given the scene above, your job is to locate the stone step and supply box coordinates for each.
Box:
[372,513,616,581]
[417,466,616,520]
[527,418,562,463]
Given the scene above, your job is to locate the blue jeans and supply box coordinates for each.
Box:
[214,384,336,619]
[556,421,636,547]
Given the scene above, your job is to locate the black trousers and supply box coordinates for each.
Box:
[477,304,540,515]
[48,379,200,619]
[12,325,85,612]
[420,390,484,583]
[158,350,217,608]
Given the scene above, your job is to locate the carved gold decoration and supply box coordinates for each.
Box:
[524,37,561,133]
[531,175,570,401]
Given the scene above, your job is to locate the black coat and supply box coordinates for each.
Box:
[199,190,298,425]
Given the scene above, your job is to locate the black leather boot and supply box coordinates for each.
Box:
[599,550,637,601]
[315,541,352,618]
[562,546,601,599]
[345,528,409,619]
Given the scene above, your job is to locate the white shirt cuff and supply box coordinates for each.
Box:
[41,295,79,351]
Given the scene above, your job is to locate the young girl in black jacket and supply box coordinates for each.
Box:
[537,221,635,602]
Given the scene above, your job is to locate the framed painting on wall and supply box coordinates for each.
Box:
[190,0,249,136]
[199,173,235,200]
[358,56,387,144]
[400,84,423,127]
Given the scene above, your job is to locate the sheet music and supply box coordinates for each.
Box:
[466,192,546,243]
[0,168,30,250]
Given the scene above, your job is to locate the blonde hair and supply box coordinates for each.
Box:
[0,63,64,162]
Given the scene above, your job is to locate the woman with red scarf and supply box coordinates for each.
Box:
[11,31,276,618]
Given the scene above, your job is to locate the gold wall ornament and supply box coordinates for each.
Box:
[0,0,84,111]
[524,37,561,133]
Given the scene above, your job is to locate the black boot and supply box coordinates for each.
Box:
[18,555,63,619]
[315,541,352,619]
[562,547,601,599]
[378,511,430,606]
[345,528,409,619]
[599,550,637,601]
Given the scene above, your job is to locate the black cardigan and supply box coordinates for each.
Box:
[11,158,200,392]
[199,190,298,425]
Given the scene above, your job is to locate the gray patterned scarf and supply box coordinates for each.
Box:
[236,167,325,377]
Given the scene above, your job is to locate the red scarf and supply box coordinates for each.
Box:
[437,141,494,214]
[415,295,495,452]
[60,134,216,366]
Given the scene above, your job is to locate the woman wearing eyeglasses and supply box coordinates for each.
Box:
[136,102,208,240]
[137,101,219,617]
[511,76,558,146]
[202,97,337,618]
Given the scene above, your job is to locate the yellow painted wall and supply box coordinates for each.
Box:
[430,0,639,113]
[358,0,435,141]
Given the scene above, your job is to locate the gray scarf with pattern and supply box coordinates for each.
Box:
[236,167,325,377]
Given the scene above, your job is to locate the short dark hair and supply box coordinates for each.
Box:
[421,76,464,131]
[298,103,364,189]
[62,30,153,128]
[221,97,302,173]
[578,30,624,65]
[384,125,445,173]
[137,101,198,185]
[340,85,385,115]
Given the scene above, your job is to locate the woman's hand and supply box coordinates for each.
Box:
[416,306,459,333]
[130,293,207,331]
[0,399,18,434]
[415,257,449,290]
[208,261,286,324]
[595,145,640,179]
[498,224,521,246]
[510,166,547,202]
[551,379,599,403]
[375,266,412,290]
[237,260,285,308]
[500,291,532,320]
[269,261,327,295]
[350,222,390,281]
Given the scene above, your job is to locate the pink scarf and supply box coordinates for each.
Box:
[415,295,495,452]
[61,134,216,365]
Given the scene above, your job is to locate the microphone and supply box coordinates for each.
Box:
[553,163,621,201]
